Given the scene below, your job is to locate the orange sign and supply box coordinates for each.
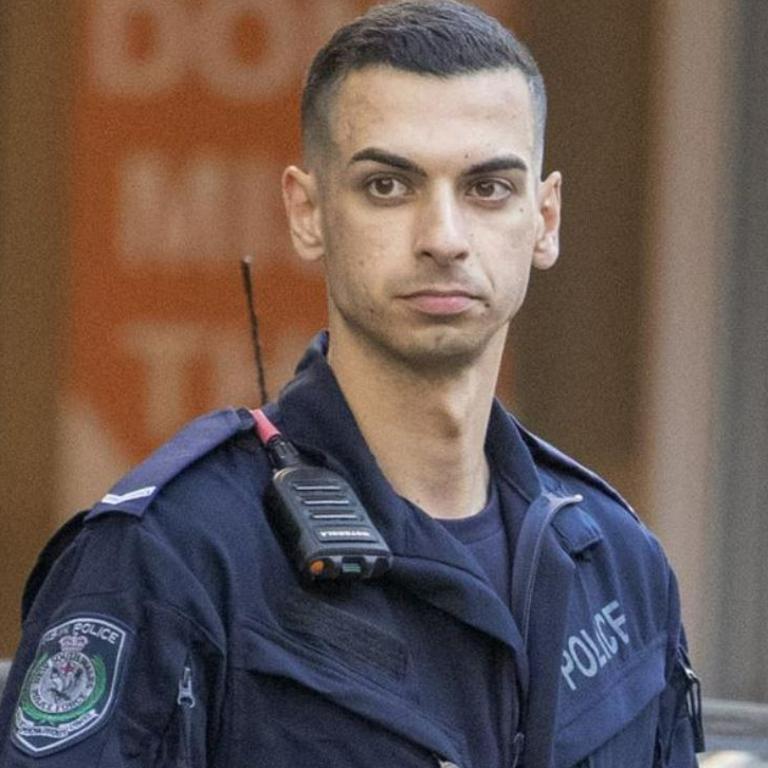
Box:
[60,0,521,513]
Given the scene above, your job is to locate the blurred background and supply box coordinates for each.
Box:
[0,0,766,710]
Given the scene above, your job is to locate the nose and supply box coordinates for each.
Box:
[414,187,470,266]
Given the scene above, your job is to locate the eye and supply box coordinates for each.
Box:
[467,179,514,202]
[365,175,411,200]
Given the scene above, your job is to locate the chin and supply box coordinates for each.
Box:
[336,310,508,374]
[387,327,498,373]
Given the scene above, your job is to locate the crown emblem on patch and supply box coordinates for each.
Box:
[58,634,89,654]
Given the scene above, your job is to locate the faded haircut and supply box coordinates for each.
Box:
[301,0,547,175]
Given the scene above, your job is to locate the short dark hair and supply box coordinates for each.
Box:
[302,0,547,173]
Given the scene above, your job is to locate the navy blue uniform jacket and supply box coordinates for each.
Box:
[0,334,701,767]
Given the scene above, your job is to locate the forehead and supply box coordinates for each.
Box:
[326,67,535,168]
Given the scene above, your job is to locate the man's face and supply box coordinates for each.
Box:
[285,66,561,373]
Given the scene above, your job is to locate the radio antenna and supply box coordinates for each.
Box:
[240,256,270,406]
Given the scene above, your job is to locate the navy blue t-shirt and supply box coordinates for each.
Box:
[437,480,511,605]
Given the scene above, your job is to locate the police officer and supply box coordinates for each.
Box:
[0,2,703,766]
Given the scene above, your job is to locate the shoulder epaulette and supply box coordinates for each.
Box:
[86,408,256,521]
[517,422,640,522]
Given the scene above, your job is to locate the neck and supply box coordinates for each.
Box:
[328,329,506,519]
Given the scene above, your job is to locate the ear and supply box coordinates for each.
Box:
[532,171,562,271]
[282,165,325,262]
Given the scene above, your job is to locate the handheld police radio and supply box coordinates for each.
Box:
[252,409,393,581]
[240,258,392,582]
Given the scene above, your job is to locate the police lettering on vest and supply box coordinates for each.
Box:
[560,600,630,691]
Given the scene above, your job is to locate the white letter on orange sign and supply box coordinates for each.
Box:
[196,0,297,102]
[122,323,204,440]
[91,0,187,97]
[118,151,230,265]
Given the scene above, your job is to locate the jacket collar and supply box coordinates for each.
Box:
[272,336,574,646]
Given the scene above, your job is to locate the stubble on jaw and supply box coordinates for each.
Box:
[327,291,514,384]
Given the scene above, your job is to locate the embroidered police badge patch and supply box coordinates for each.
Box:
[12,617,128,756]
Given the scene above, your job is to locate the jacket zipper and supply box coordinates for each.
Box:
[177,664,196,767]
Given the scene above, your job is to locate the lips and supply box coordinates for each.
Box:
[400,288,480,316]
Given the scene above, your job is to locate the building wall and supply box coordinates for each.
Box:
[711,0,768,702]
[0,2,71,660]
[512,0,653,512]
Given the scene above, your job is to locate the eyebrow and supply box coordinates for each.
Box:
[348,147,529,178]
[465,155,529,176]
[349,148,427,176]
